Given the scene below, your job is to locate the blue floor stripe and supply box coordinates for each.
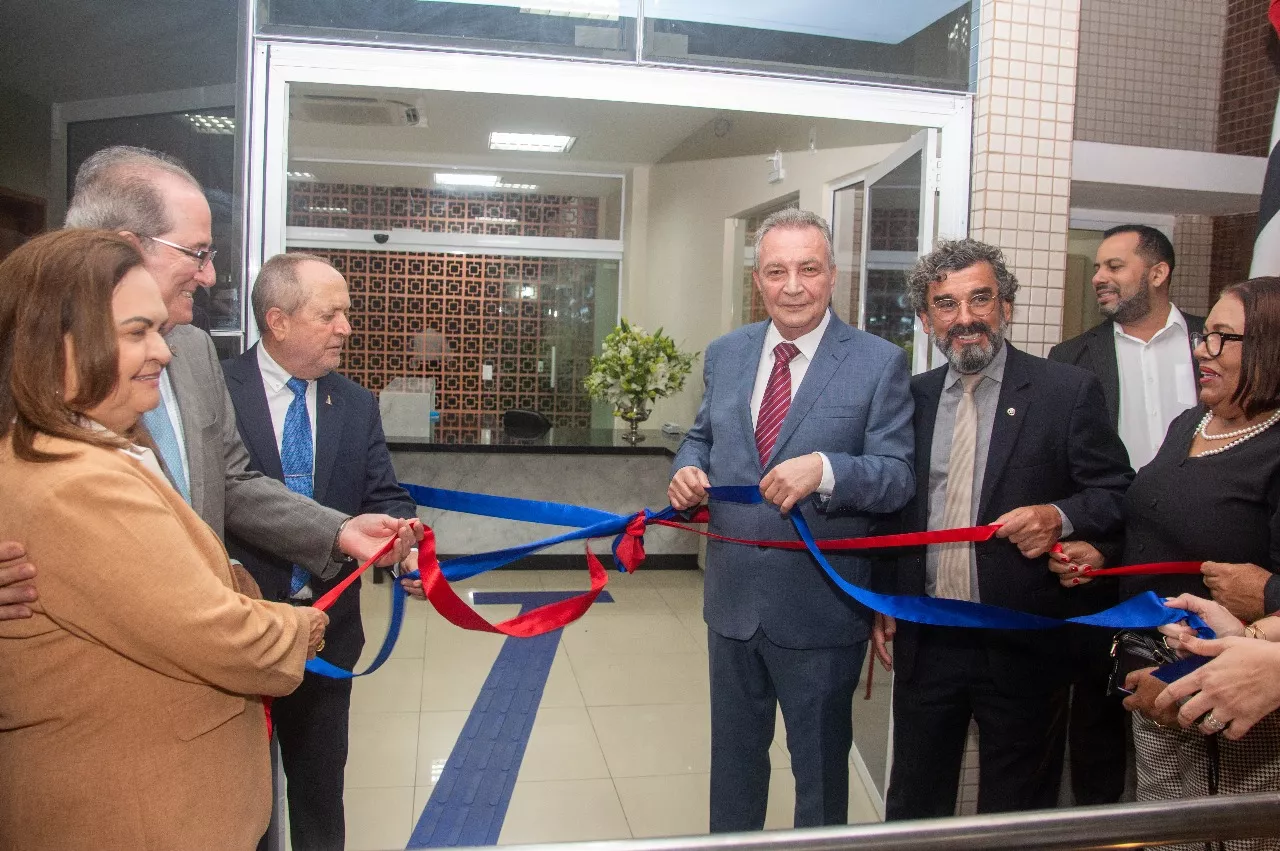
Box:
[406,589,614,848]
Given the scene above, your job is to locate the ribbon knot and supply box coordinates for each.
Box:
[611,511,651,573]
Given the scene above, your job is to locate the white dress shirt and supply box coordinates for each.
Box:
[257,343,318,467]
[1114,305,1198,470]
[750,310,835,495]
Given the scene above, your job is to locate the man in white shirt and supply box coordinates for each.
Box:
[1047,224,1203,806]
[1050,225,1203,469]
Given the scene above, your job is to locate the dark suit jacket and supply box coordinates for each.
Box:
[672,314,916,649]
[880,345,1133,686]
[1047,311,1205,428]
[223,346,417,671]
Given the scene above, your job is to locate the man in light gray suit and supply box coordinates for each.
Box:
[669,208,914,832]
[54,147,415,572]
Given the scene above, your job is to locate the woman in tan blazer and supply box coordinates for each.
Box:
[0,230,329,851]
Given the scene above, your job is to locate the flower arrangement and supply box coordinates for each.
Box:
[584,319,698,440]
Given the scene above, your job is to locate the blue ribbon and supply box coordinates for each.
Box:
[306,483,1212,680]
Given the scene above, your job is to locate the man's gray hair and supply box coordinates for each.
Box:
[252,252,336,333]
[65,146,201,237]
[906,238,1020,314]
[752,208,836,270]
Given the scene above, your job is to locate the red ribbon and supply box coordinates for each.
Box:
[651,515,1001,551]
[1081,561,1204,577]
[418,526,610,637]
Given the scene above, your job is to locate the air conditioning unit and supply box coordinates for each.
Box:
[291,95,425,128]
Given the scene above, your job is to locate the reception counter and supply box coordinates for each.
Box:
[390,428,699,567]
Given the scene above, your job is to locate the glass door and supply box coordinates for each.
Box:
[849,129,937,374]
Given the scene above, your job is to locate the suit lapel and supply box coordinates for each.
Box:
[735,322,768,467]
[165,332,210,517]
[768,316,851,464]
[1086,322,1120,427]
[913,369,946,531]
[313,374,343,504]
[226,346,285,481]
[978,345,1033,521]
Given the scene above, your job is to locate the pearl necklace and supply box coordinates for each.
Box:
[1193,409,1280,457]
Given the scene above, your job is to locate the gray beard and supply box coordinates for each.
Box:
[933,322,1006,374]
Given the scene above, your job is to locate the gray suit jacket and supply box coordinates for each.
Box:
[163,325,347,577]
[672,314,915,649]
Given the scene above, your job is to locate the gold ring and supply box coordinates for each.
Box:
[316,639,325,653]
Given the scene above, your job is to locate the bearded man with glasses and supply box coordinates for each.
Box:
[872,238,1133,820]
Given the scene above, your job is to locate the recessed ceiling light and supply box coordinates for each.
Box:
[288,171,317,181]
[434,173,501,187]
[183,114,236,135]
[488,132,576,153]
[495,182,539,191]
[475,216,521,225]
[305,205,349,214]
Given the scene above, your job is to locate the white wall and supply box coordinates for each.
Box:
[624,141,908,427]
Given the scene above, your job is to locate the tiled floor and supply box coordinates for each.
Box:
[336,569,885,851]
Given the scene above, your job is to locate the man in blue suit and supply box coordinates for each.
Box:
[669,208,915,831]
[224,253,419,851]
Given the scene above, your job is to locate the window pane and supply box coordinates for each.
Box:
[831,181,865,327]
[863,152,922,357]
[643,2,972,90]
[66,107,242,336]
[287,167,622,240]
[265,0,638,60]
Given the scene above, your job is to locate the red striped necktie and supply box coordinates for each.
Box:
[755,342,801,464]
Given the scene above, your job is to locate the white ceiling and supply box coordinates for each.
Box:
[288,85,916,175]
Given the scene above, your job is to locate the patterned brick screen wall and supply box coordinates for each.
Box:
[288,182,599,237]
[287,183,604,441]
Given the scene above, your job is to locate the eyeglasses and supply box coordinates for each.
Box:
[929,292,999,320]
[1191,331,1246,358]
[147,236,216,272]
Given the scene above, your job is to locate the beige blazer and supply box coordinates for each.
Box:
[0,434,311,851]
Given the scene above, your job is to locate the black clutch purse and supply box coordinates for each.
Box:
[1107,631,1179,696]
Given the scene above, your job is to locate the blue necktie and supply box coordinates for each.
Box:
[142,388,191,504]
[282,377,314,597]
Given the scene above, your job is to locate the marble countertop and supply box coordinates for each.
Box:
[387,427,684,456]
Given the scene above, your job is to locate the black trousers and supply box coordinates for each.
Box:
[886,625,1068,820]
[271,671,354,851]
[1064,625,1128,805]
[708,626,866,832]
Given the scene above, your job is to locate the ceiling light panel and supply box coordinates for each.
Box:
[488,132,576,153]
[183,114,236,135]
[433,173,501,187]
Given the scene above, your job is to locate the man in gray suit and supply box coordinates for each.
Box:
[47,147,414,578]
[669,208,915,832]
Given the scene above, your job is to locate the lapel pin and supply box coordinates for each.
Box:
[326,394,332,405]
[1006,407,1016,416]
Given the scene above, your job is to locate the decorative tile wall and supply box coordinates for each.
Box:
[288,182,599,237]
[1218,0,1279,157]
[1171,215,1215,316]
[285,182,604,441]
[308,249,600,442]
[969,0,1081,356]
[1075,0,1225,151]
